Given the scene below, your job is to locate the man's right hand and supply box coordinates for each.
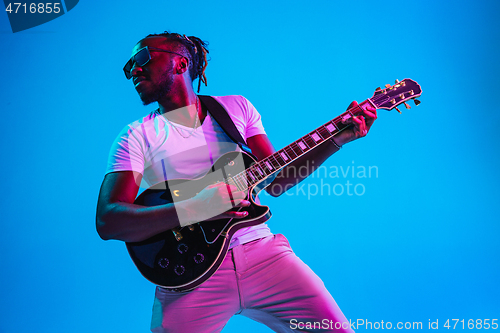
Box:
[176,183,251,227]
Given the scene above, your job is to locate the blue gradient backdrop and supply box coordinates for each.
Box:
[1,0,499,332]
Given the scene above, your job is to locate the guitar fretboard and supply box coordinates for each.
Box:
[228,101,373,190]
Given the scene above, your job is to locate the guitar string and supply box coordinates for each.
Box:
[230,104,365,191]
[229,88,417,191]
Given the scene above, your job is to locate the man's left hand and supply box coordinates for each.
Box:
[332,101,377,147]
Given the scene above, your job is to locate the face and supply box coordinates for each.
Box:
[128,37,177,105]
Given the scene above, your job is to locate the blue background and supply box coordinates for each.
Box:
[1,0,499,332]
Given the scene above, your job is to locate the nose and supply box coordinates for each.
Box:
[130,62,143,78]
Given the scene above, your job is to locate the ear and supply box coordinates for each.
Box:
[176,57,189,75]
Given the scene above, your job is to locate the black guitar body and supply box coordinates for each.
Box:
[126,151,272,291]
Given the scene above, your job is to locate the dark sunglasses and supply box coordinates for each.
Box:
[123,46,187,79]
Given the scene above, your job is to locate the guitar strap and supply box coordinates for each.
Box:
[198,95,257,159]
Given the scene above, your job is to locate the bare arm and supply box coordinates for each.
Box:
[96,171,250,243]
[96,171,183,242]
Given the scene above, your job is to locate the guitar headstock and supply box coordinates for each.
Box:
[371,78,422,113]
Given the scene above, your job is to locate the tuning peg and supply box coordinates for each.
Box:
[395,79,400,84]
[385,84,391,89]
[375,87,382,91]
[403,102,411,109]
[395,107,401,114]
[413,98,421,106]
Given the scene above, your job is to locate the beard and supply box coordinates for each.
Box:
[139,68,175,106]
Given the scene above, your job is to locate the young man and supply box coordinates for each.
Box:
[96,32,376,332]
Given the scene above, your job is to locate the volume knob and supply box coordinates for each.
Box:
[194,253,205,264]
[174,265,185,276]
[158,258,169,269]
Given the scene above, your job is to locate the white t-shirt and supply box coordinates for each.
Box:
[106,95,272,247]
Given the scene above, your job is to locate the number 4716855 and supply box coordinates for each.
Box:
[5,3,62,14]
[444,319,498,329]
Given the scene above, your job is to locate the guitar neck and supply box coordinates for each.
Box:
[230,99,376,189]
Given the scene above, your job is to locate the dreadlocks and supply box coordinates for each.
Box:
[143,32,209,93]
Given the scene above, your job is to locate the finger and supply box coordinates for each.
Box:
[227,190,247,200]
[205,210,249,221]
[228,210,249,219]
[361,108,377,128]
[364,104,377,111]
[207,182,237,191]
[224,184,239,192]
[235,200,251,208]
[341,116,365,138]
[352,115,363,126]
[214,183,240,196]
[346,100,358,111]
[362,109,377,119]
[351,116,368,137]
[224,191,247,208]
[214,210,249,220]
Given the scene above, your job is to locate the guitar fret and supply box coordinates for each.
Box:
[245,171,257,187]
[279,151,290,162]
[227,178,236,188]
[249,168,259,181]
[297,140,308,151]
[311,132,321,142]
[342,111,353,122]
[256,165,265,176]
[317,126,331,139]
[326,122,337,134]
[243,173,251,187]
[242,170,250,183]
[269,155,282,169]
[334,118,349,131]
[261,160,273,177]
[264,160,274,171]
[232,176,244,191]
[290,143,302,156]
[228,177,243,191]
[247,170,256,182]
[303,136,315,148]
[274,154,286,166]
[250,166,263,180]
[237,174,247,188]
[303,139,311,148]
[286,148,298,161]
[261,160,272,173]
[285,143,302,160]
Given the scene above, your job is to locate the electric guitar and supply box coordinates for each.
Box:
[126,79,422,291]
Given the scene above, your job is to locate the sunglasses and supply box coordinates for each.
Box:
[123,46,187,79]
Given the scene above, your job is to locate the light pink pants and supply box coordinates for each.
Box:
[151,234,353,333]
